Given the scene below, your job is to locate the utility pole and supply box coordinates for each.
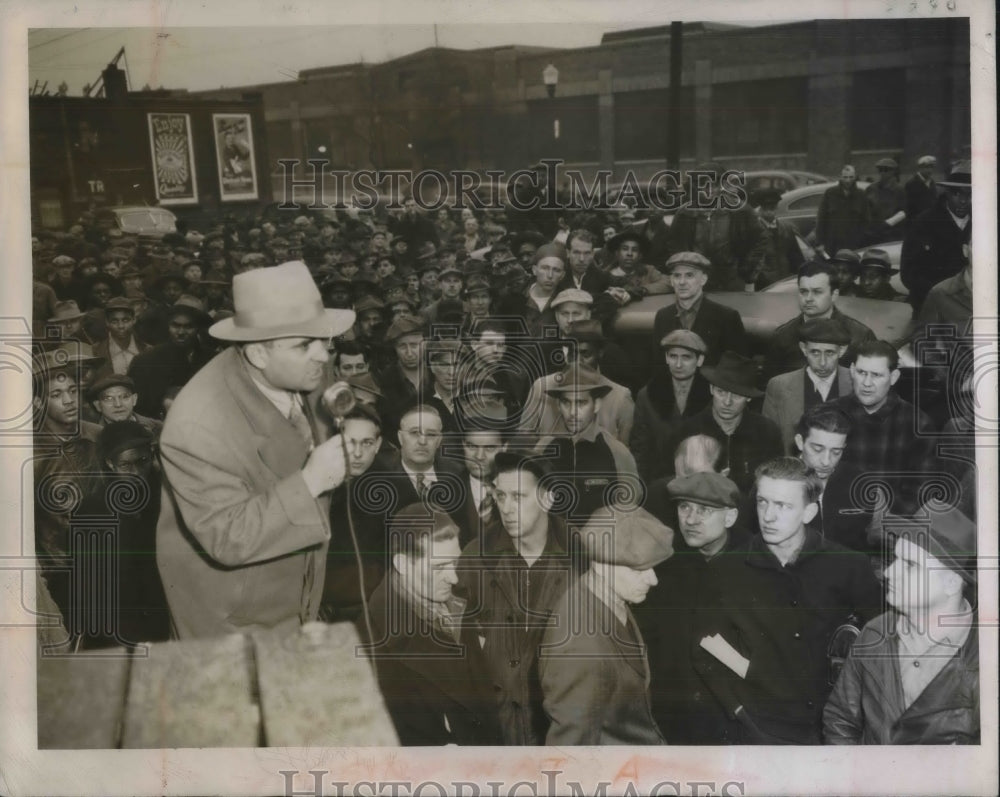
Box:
[666,21,683,169]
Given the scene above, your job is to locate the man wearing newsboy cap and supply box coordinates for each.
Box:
[156,262,356,638]
[538,506,673,745]
[825,501,979,744]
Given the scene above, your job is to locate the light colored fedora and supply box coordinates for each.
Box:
[209,261,356,342]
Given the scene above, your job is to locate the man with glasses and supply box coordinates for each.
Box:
[156,263,356,639]
[87,374,163,437]
[901,161,972,314]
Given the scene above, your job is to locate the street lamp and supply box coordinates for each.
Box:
[542,63,559,141]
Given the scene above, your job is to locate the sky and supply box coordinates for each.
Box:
[27,24,648,96]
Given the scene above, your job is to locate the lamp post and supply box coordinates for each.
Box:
[542,63,559,141]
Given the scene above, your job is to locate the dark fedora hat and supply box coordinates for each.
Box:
[939,160,971,189]
[700,351,763,398]
[605,227,648,255]
[859,248,899,275]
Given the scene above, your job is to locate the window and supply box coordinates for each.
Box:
[850,69,906,151]
[712,78,808,156]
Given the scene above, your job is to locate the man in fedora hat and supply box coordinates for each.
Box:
[631,329,713,482]
[904,155,939,222]
[539,506,673,745]
[828,249,861,296]
[824,502,979,744]
[901,161,972,314]
[534,364,638,521]
[762,318,854,453]
[856,248,905,301]
[155,262,356,638]
[653,251,748,366]
[128,295,215,418]
[666,351,783,493]
[694,457,881,744]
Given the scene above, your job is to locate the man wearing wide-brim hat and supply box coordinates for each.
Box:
[155,261,356,638]
[666,350,783,492]
[856,248,905,301]
[828,248,862,296]
[825,501,979,744]
[901,160,972,314]
[534,364,639,521]
[538,505,672,745]
[605,227,671,299]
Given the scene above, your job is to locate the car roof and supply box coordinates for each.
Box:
[613,290,912,348]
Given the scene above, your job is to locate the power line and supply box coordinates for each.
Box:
[28,29,121,65]
[28,29,91,50]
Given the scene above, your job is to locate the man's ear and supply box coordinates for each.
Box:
[793,433,805,454]
[391,553,406,577]
[593,397,603,413]
[890,369,901,387]
[538,488,555,513]
[723,507,739,529]
[92,401,103,416]
[837,345,848,359]
[696,354,705,368]
[798,342,809,358]
[802,501,819,525]
[243,342,269,370]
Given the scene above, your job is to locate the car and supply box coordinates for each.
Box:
[774,181,871,239]
[773,239,906,295]
[740,169,832,197]
[93,206,178,239]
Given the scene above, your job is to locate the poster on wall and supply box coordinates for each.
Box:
[213,113,258,201]
[147,112,199,205]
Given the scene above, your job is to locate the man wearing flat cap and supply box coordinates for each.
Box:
[901,161,972,314]
[87,374,163,437]
[762,318,854,453]
[865,157,908,237]
[825,502,979,744]
[535,364,639,520]
[638,472,750,743]
[496,242,566,338]
[156,262,356,638]
[538,506,672,745]
[631,329,713,482]
[904,155,939,222]
[653,251,748,366]
[666,351,783,493]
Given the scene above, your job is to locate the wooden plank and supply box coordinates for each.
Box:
[37,648,131,749]
[253,621,398,747]
[121,633,259,748]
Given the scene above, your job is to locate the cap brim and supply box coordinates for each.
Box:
[545,385,614,399]
[209,308,356,342]
[701,369,763,398]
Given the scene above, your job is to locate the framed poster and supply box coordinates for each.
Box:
[146,112,199,205]
[213,113,258,201]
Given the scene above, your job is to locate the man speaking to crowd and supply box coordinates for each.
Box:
[156,262,356,638]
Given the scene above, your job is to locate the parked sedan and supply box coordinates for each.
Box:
[94,206,178,239]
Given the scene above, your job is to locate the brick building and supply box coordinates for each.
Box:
[192,18,970,199]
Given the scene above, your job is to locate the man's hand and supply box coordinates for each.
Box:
[301,435,348,497]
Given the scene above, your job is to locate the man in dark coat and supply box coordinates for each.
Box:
[864,157,908,240]
[764,260,875,380]
[631,329,713,482]
[128,296,215,418]
[903,155,939,223]
[694,457,882,744]
[665,352,784,493]
[753,188,805,289]
[391,196,440,252]
[638,472,750,744]
[652,251,748,365]
[666,164,766,292]
[364,504,502,746]
[815,165,871,256]
[900,162,972,314]
[824,502,979,744]
[458,453,583,745]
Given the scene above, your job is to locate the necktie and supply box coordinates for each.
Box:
[288,399,315,450]
[479,482,496,519]
[415,472,429,500]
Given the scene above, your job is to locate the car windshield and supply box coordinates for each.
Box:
[116,209,176,234]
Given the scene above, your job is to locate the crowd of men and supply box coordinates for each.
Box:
[30,156,978,747]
